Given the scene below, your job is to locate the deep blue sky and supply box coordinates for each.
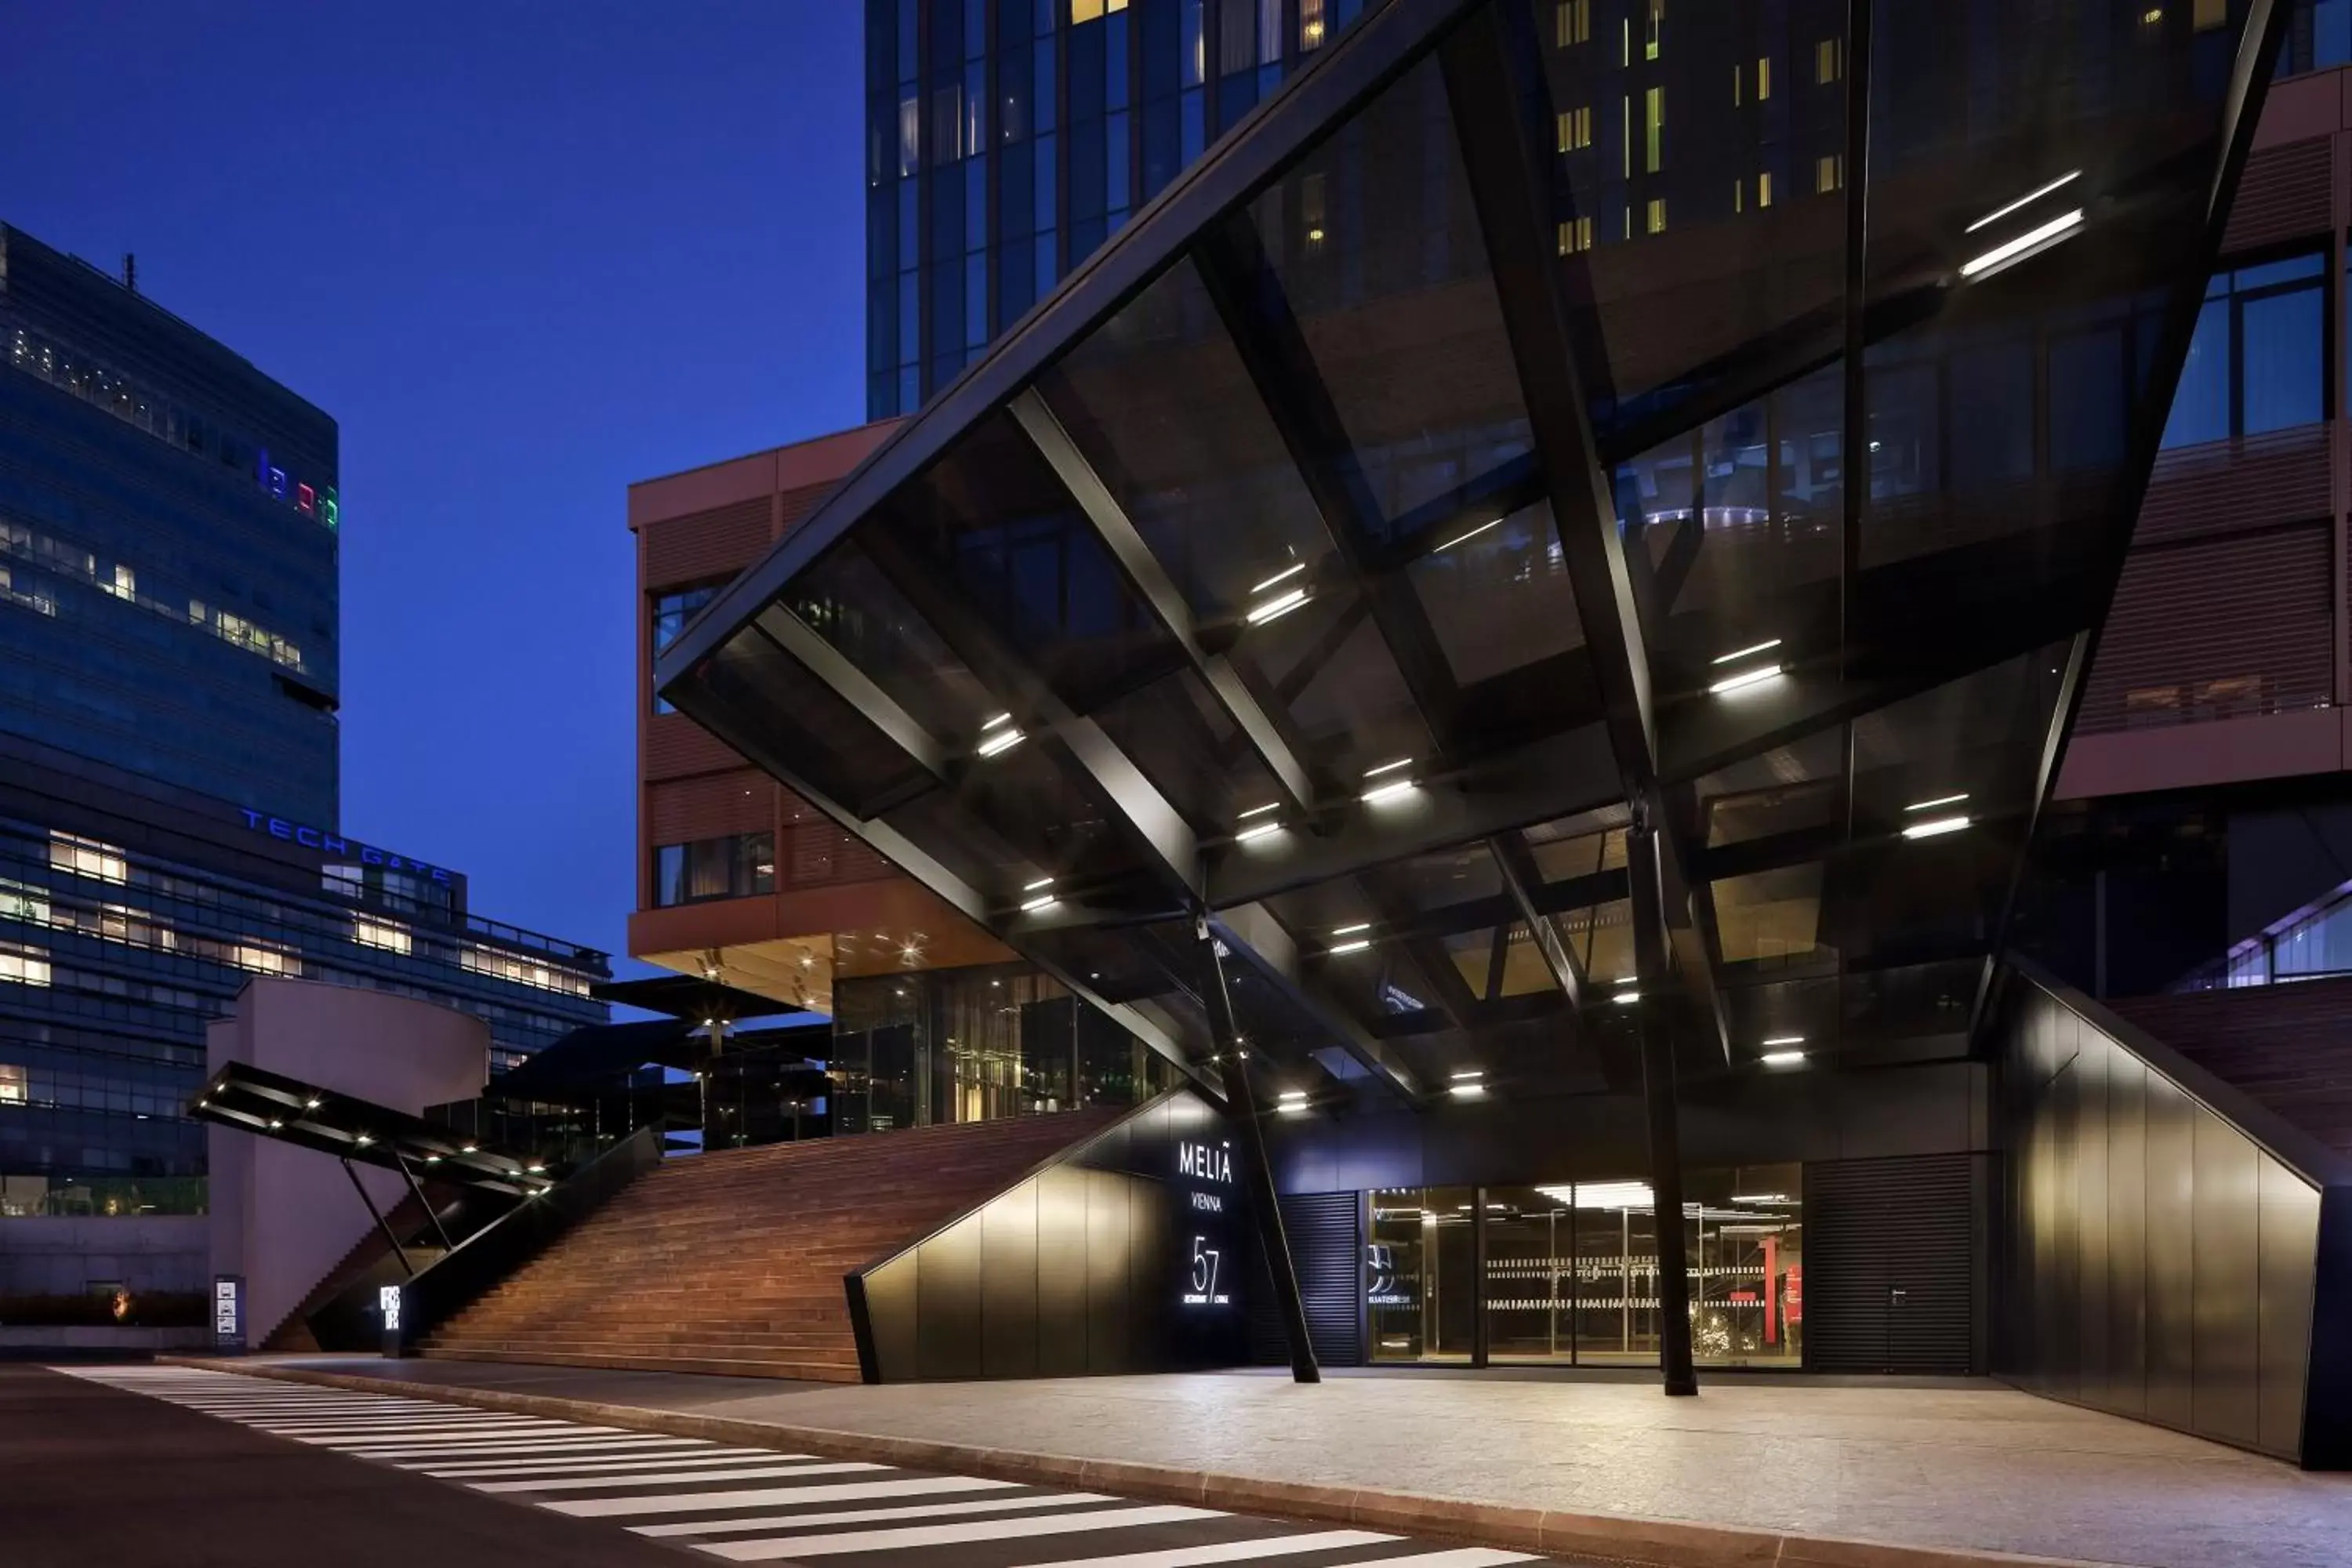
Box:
[5,4,866,974]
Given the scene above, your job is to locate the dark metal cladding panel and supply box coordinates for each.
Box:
[2106,1050,2150,1420]
[914,1210,985,1381]
[2076,1038,2111,1409]
[2191,1105,2263,1449]
[1085,1166,1135,1372]
[1035,1163,1091,1377]
[2143,1070,2198,1432]
[2049,1062,2082,1392]
[2257,1158,2319,1458]
[979,1178,1041,1379]
[863,1252,919,1383]
[1255,1190,1366,1367]
[1808,1153,1978,1375]
[1130,1170,1172,1365]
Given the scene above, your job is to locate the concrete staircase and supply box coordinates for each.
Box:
[419,1110,1121,1381]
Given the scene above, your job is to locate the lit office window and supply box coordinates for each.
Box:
[459,946,594,998]
[0,880,49,924]
[1556,0,1590,47]
[2162,252,2327,448]
[651,585,719,714]
[49,831,129,886]
[354,916,413,955]
[0,946,51,988]
[227,942,298,976]
[0,1065,23,1105]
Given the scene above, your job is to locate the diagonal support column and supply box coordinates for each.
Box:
[1628,818,1697,1396]
[340,1156,412,1278]
[390,1149,453,1251]
[1200,919,1320,1385]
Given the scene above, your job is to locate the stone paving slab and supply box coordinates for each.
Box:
[169,1356,2352,1568]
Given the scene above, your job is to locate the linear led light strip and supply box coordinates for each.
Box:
[1328,920,1372,956]
[1020,876,1057,913]
[1711,637,1781,666]
[1360,757,1416,804]
[1761,1033,1806,1066]
[1965,170,2080,234]
[1449,1067,1486,1098]
[1961,209,2084,281]
[1235,800,1284,842]
[977,711,1024,757]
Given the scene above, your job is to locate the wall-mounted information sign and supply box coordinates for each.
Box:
[211,1276,244,1349]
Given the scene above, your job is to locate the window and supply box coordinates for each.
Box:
[1643,85,1663,172]
[651,586,719,714]
[0,1065,23,1105]
[1558,216,1593,255]
[460,946,595,998]
[1815,38,1838,84]
[1815,154,1842,194]
[1646,198,1667,234]
[1756,54,1770,99]
[653,832,777,907]
[2161,251,2327,448]
[0,943,53,986]
[1556,105,1592,152]
[354,916,412,955]
[50,831,128,886]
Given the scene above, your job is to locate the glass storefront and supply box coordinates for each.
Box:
[1366,1166,1804,1369]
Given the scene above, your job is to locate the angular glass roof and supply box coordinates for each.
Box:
[659,0,2281,1109]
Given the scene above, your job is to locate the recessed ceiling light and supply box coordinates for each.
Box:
[1901,815,1970,840]
[1363,757,1413,778]
[1450,1081,1486,1098]
[1762,1034,1805,1047]
[1333,922,1371,936]
[1904,793,1969,812]
[1237,801,1280,819]
[1711,638,1782,666]
[1024,877,1054,891]
[1330,938,1372,956]
[1236,820,1283,843]
[1708,664,1784,695]
[1361,779,1416,805]
[982,712,1013,731]
[1021,894,1058,913]
[1250,562,1306,593]
[1613,988,1640,1005]
[1762,1050,1807,1067]
[1246,587,1309,624]
[977,727,1025,757]
[1450,1069,1485,1081]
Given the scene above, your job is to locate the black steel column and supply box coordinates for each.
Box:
[390,1150,454,1250]
[1628,819,1697,1397]
[1471,1186,1490,1369]
[339,1156,412,1277]
[1201,920,1320,1384]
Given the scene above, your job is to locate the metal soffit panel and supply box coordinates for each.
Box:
[657,0,2285,1103]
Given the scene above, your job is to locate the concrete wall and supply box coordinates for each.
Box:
[0,1214,208,1295]
[207,978,488,1347]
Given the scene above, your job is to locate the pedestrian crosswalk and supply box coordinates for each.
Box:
[55,1367,1554,1568]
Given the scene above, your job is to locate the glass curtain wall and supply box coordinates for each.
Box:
[1370,1166,1804,1368]
[830,964,1181,1132]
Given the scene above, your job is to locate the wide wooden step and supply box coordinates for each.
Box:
[423,1109,1120,1381]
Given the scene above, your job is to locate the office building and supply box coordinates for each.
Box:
[0,223,340,825]
[0,223,608,1317]
[866,0,1391,418]
[625,0,2352,1468]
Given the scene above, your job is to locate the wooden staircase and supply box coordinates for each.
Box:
[419,1110,1121,1381]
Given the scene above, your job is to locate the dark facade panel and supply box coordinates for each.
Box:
[1994,967,2334,1463]
[1805,1152,1980,1376]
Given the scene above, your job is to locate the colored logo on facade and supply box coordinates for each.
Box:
[238,809,452,884]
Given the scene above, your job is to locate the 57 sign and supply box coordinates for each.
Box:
[1182,1236,1229,1305]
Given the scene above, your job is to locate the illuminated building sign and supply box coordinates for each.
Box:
[238,809,453,884]
[1177,1141,1232,1184]
[255,448,337,529]
[379,1284,403,1333]
[1174,1135,1236,1308]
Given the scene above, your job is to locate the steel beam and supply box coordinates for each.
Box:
[1009,388,1319,813]
[1627,821,1698,1396]
[1490,832,1588,1011]
[340,1156,412,1278]
[1202,923,1320,1385]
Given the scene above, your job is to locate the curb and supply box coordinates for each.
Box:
[158,1357,2114,1568]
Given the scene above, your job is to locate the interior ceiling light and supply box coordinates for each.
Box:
[1540,1180,1656,1210]
[1731,1192,1793,1203]
[1236,819,1284,843]
[1250,562,1306,594]
[304,1098,321,1110]
[1024,877,1054,891]
[1762,1049,1808,1066]
[1711,637,1782,666]
[354,1134,372,1146]
[1245,586,1309,624]
[1333,922,1371,936]
[1905,793,1969,812]
[1965,169,2081,233]
[1238,802,1280,819]
[1961,209,2084,281]
[1709,663,1784,695]
[1432,517,1502,554]
[982,712,1013,731]
[1902,815,1971,840]
[1450,1068,1485,1080]
[1363,758,1412,777]
[977,725,1025,757]
[1613,983,1641,1004]
[1020,893,1058,913]
[1329,938,1372,956]
[1449,1080,1486,1098]
[1762,1034,1805,1047]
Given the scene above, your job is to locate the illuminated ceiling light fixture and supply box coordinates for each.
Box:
[1451,1068,1486,1081]
[977,724,1025,757]
[1333,922,1371,936]
[1905,793,1969,812]
[1731,1192,1793,1203]
[1236,819,1284,843]
[1902,815,1971,840]
[1359,757,1417,805]
[1965,170,2081,233]
[982,712,1013,731]
[1250,562,1306,594]
[1025,877,1054,891]
[1613,985,1641,1005]
[1276,1088,1308,1116]
[1762,1034,1805,1047]
[1021,893,1058,913]
[1432,517,1502,554]
[1762,1049,1808,1067]
[1245,586,1310,625]
[1711,637,1783,666]
[1363,757,1412,777]
[304,1098,321,1110]
[1450,1080,1487,1098]
[354,1134,372,1146]
[1237,801,1280,819]
[461,1145,478,1155]
[1329,938,1373,956]
[1961,209,2085,281]
[267,1119,283,1130]
[1708,663,1784,695]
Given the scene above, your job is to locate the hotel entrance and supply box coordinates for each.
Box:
[1366,1166,1803,1370]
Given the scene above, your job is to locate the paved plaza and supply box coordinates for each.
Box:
[226,1356,2352,1568]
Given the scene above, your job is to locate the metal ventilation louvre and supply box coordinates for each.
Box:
[2220,140,2331,253]
[1805,1154,1980,1375]
[1250,1190,1364,1367]
[2078,522,2332,736]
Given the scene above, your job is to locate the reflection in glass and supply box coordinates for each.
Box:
[1367,1186,1475,1362]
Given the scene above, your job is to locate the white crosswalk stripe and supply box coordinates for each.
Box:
[49,1367,1557,1568]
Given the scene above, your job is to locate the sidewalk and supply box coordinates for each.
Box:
[173,1356,2352,1568]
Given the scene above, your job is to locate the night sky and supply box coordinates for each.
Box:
[5,4,867,975]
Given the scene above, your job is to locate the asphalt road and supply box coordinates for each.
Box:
[12,1364,1561,1568]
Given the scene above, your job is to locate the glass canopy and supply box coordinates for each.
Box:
[660,0,2278,1111]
